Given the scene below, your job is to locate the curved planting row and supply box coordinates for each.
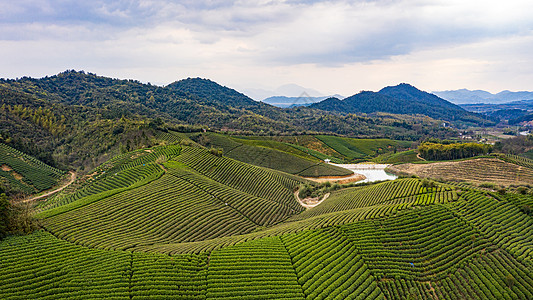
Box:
[340,205,491,281]
[285,143,343,164]
[281,228,383,299]
[0,143,65,193]
[290,178,456,221]
[434,251,533,300]
[154,130,190,144]
[169,167,297,225]
[41,145,181,211]
[0,231,208,299]
[206,237,305,299]
[198,133,351,177]
[44,174,262,250]
[176,146,305,212]
[0,143,64,176]
[131,252,207,299]
[135,201,419,255]
[40,163,162,211]
[451,191,533,263]
[0,231,131,299]
[378,279,439,300]
[392,158,533,186]
[500,154,533,169]
[89,145,181,178]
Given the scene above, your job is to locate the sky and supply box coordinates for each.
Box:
[1,0,533,99]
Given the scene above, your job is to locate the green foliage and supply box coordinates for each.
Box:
[315,135,412,161]
[290,178,458,222]
[208,147,223,157]
[39,146,307,250]
[418,142,492,161]
[190,133,351,177]
[311,84,491,126]
[0,143,65,195]
[373,149,422,164]
[1,71,465,173]
[0,231,207,299]
[298,181,346,199]
[521,204,531,215]
[0,193,38,238]
[281,228,383,299]
[206,237,305,299]
[0,193,9,238]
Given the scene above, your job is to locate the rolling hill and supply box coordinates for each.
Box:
[1,71,462,173]
[434,88,533,104]
[2,143,533,299]
[310,83,490,125]
[0,143,66,195]
[187,132,352,176]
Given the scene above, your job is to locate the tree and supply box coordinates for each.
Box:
[0,193,10,238]
[504,275,516,288]
[521,204,531,215]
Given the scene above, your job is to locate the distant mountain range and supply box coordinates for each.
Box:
[434,89,533,104]
[242,84,324,101]
[262,95,344,108]
[309,83,488,125]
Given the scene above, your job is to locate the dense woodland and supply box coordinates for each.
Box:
[310,83,493,126]
[418,142,493,161]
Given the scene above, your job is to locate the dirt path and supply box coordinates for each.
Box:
[416,153,426,161]
[22,171,77,203]
[303,173,366,184]
[294,190,330,208]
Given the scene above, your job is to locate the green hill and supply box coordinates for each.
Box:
[3,164,532,299]
[0,143,66,195]
[314,136,413,161]
[189,132,351,176]
[38,145,308,250]
[310,84,492,126]
[1,71,461,173]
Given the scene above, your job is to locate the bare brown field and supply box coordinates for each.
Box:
[388,158,533,186]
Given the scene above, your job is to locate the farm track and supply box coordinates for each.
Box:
[294,190,330,208]
[22,171,76,203]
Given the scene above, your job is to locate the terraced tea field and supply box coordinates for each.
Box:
[0,143,66,194]
[189,133,352,177]
[3,143,533,299]
[388,157,533,186]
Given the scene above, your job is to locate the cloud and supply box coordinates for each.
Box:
[1,0,533,93]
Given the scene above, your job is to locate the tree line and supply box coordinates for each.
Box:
[418,142,492,161]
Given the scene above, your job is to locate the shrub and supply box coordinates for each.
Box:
[521,204,531,215]
[516,186,528,195]
[209,148,223,157]
[479,183,496,189]
[504,275,515,288]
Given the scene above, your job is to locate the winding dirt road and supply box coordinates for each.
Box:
[294,190,330,208]
[22,171,77,203]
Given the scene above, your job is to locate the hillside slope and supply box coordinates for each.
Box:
[39,145,307,250]
[5,167,533,299]
[0,143,66,195]
[188,132,352,176]
[310,83,489,125]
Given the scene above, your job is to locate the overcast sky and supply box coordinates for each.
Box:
[1,0,533,98]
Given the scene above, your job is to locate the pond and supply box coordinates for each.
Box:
[332,164,398,183]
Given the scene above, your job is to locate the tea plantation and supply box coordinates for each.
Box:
[0,143,66,194]
[1,143,532,299]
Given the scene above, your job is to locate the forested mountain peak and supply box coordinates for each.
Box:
[378,83,461,110]
[167,77,267,110]
[310,83,489,125]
